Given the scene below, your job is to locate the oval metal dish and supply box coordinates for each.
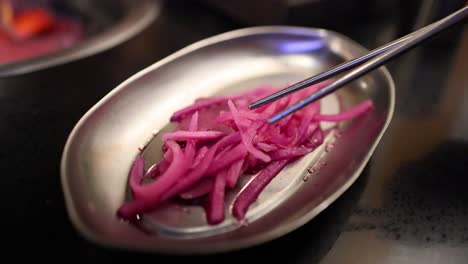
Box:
[60,26,395,254]
[0,0,159,77]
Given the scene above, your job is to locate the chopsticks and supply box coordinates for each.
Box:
[249,5,468,123]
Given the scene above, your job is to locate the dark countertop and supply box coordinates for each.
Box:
[3,0,467,263]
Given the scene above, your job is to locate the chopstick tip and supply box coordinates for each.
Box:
[267,115,281,124]
[248,100,264,110]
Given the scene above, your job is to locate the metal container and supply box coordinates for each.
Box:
[0,0,158,77]
[61,26,395,254]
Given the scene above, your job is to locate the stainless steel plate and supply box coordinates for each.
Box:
[60,26,395,254]
[0,0,159,77]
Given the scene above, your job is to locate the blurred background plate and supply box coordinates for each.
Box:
[0,0,158,77]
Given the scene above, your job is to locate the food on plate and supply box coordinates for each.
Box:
[117,82,373,225]
[0,1,83,64]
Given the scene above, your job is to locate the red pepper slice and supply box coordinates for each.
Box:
[13,8,54,39]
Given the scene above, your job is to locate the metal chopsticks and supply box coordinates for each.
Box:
[249,5,468,123]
